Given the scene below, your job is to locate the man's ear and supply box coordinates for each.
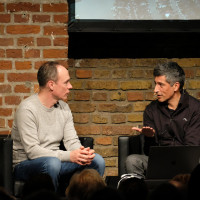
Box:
[47,80,54,91]
[174,82,180,92]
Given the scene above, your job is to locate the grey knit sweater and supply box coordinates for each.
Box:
[11,94,81,167]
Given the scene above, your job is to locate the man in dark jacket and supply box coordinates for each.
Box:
[125,61,200,177]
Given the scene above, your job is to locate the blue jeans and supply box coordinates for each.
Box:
[14,153,105,191]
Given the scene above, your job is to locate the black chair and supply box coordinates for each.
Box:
[0,135,93,197]
[118,135,168,191]
[118,134,144,176]
[105,135,144,189]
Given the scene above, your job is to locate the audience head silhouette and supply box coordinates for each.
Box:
[66,169,106,200]
[187,164,200,200]
[118,177,148,200]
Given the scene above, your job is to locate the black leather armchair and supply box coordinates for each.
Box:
[118,134,144,176]
[117,135,169,192]
[0,135,93,197]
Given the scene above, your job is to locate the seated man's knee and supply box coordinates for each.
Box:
[126,154,140,166]
[44,157,61,175]
[92,154,105,176]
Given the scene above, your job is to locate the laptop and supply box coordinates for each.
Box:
[145,146,200,180]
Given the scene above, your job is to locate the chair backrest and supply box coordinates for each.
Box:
[129,134,144,155]
[118,135,144,176]
[0,135,13,194]
[59,137,94,150]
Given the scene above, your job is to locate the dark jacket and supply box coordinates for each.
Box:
[143,90,200,155]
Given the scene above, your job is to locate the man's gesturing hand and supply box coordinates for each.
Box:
[132,126,155,137]
[70,146,95,165]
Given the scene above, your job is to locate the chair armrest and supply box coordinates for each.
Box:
[0,135,13,194]
[118,135,144,177]
[118,136,130,176]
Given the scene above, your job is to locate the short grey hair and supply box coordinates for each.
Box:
[153,62,185,91]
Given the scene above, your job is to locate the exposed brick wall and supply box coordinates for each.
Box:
[0,0,68,134]
[1,0,200,177]
[67,58,200,176]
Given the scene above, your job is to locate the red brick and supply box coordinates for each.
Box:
[37,38,51,46]
[53,37,68,46]
[145,92,156,101]
[25,49,40,58]
[184,69,195,78]
[0,97,2,105]
[54,15,68,23]
[69,103,96,113]
[102,125,133,135]
[0,73,4,82]
[8,73,37,82]
[0,131,10,135]
[43,49,67,58]
[75,125,101,135]
[0,3,4,12]
[0,108,12,116]
[44,26,67,35]
[111,114,126,124]
[127,92,144,101]
[6,49,22,58]
[74,91,90,100]
[56,60,69,68]
[0,14,10,23]
[8,119,13,128]
[73,114,89,124]
[14,84,31,93]
[0,49,5,57]
[0,61,12,70]
[0,85,11,93]
[7,3,40,12]
[96,137,112,145]
[43,3,68,12]
[0,38,13,46]
[32,15,50,23]
[5,96,21,105]
[0,25,4,35]
[15,61,32,70]
[92,92,107,101]
[95,146,118,157]
[14,14,29,23]
[106,168,118,176]
[0,50,4,58]
[76,69,92,78]
[17,37,34,46]
[0,118,5,128]
[7,25,40,34]
[35,61,46,69]
[92,115,108,124]
[86,81,118,90]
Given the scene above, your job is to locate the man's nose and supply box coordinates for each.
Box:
[69,82,73,89]
[154,84,158,93]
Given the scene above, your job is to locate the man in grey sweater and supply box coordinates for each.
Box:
[11,61,105,192]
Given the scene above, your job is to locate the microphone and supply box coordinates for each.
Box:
[54,102,59,108]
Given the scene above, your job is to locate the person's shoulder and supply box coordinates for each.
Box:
[18,94,38,110]
[145,100,158,110]
[188,94,200,104]
[187,94,200,111]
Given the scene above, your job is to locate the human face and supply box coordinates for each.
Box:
[52,65,72,101]
[154,75,176,103]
